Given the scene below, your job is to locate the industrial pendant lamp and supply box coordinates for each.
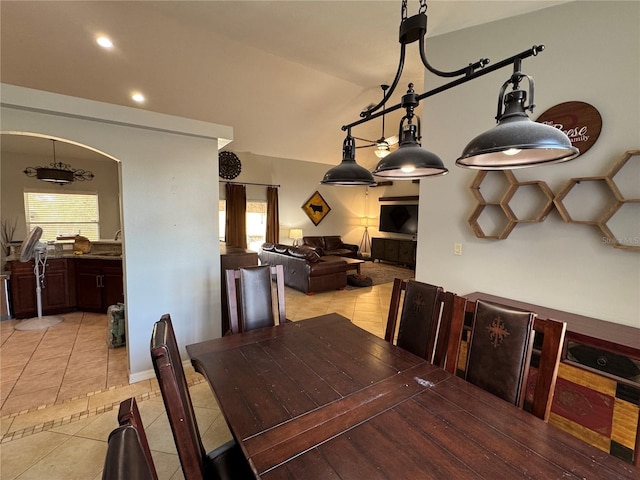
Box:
[372,83,447,178]
[23,139,94,186]
[456,67,579,169]
[321,134,376,186]
[323,0,577,185]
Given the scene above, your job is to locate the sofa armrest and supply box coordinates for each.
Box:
[342,243,359,254]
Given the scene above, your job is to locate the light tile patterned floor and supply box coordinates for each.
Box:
[0,282,396,479]
[1,311,129,418]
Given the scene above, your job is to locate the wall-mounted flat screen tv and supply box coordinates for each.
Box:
[379,204,418,235]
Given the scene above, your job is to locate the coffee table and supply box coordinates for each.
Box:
[322,255,365,274]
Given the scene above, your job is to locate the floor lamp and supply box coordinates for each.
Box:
[359,218,372,256]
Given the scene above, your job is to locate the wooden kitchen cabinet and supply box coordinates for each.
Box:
[76,259,124,312]
[8,258,75,319]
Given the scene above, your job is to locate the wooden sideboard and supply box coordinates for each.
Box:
[219,244,258,335]
[465,292,640,466]
[371,237,416,267]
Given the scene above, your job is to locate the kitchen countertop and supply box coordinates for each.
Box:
[5,253,122,262]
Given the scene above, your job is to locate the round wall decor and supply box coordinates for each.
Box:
[535,101,602,157]
[219,151,242,179]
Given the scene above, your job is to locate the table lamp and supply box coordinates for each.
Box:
[289,229,303,246]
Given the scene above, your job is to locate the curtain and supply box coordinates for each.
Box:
[225,183,247,248]
[265,186,279,244]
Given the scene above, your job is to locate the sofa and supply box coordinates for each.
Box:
[301,236,359,258]
[258,243,349,294]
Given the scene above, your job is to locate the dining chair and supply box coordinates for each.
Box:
[103,426,157,480]
[116,397,157,479]
[442,294,566,421]
[384,278,445,361]
[103,398,157,480]
[225,264,286,334]
[150,314,254,480]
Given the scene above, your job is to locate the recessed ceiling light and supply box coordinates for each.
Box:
[96,36,113,49]
[131,92,146,103]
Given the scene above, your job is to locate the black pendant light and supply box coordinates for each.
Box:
[326,1,577,184]
[373,84,447,178]
[457,72,579,169]
[321,134,376,186]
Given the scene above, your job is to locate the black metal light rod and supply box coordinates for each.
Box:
[341,45,545,132]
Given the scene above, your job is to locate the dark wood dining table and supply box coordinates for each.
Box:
[186,313,638,479]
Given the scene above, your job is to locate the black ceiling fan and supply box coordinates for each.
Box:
[353,85,399,158]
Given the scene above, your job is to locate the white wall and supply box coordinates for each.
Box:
[417,1,640,326]
[1,84,232,380]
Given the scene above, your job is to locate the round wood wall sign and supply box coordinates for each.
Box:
[535,101,602,157]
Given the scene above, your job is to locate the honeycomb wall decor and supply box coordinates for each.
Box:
[554,149,639,250]
[468,170,554,239]
[468,149,639,251]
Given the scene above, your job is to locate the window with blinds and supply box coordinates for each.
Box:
[24,191,100,241]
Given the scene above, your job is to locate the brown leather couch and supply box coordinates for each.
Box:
[258,243,348,294]
[301,236,359,258]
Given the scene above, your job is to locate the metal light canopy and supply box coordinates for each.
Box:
[325,0,577,185]
[321,135,376,186]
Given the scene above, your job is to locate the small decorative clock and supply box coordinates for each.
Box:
[219,151,242,180]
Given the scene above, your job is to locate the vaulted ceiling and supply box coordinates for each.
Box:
[1,1,570,167]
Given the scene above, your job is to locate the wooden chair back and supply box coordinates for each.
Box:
[151,314,207,479]
[384,278,445,362]
[466,299,536,408]
[103,426,157,480]
[225,264,285,334]
[115,397,158,480]
[150,314,256,480]
[442,294,566,422]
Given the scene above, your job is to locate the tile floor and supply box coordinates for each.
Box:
[0,281,398,479]
[1,311,128,418]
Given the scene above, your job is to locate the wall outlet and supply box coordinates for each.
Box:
[454,243,463,256]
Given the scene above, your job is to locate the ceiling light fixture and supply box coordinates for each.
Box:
[24,140,94,186]
[324,0,578,185]
[321,134,376,186]
[131,92,145,103]
[96,36,113,49]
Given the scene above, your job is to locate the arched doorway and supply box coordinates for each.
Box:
[1,132,128,415]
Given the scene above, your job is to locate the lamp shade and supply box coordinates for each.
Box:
[456,90,579,169]
[289,228,303,240]
[36,167,74,184]
[321,136,376,186]
[373,124,448,178]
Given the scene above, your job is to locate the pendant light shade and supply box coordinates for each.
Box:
[23,139,95,186]
[373,123,448,179]
[321,135,376,186]
[457,90,579,169]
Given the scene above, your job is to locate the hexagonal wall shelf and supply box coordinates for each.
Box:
[468,171,554,239]
[468,149,639,250]
[553,176,621,224]
[554,149,640,251]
